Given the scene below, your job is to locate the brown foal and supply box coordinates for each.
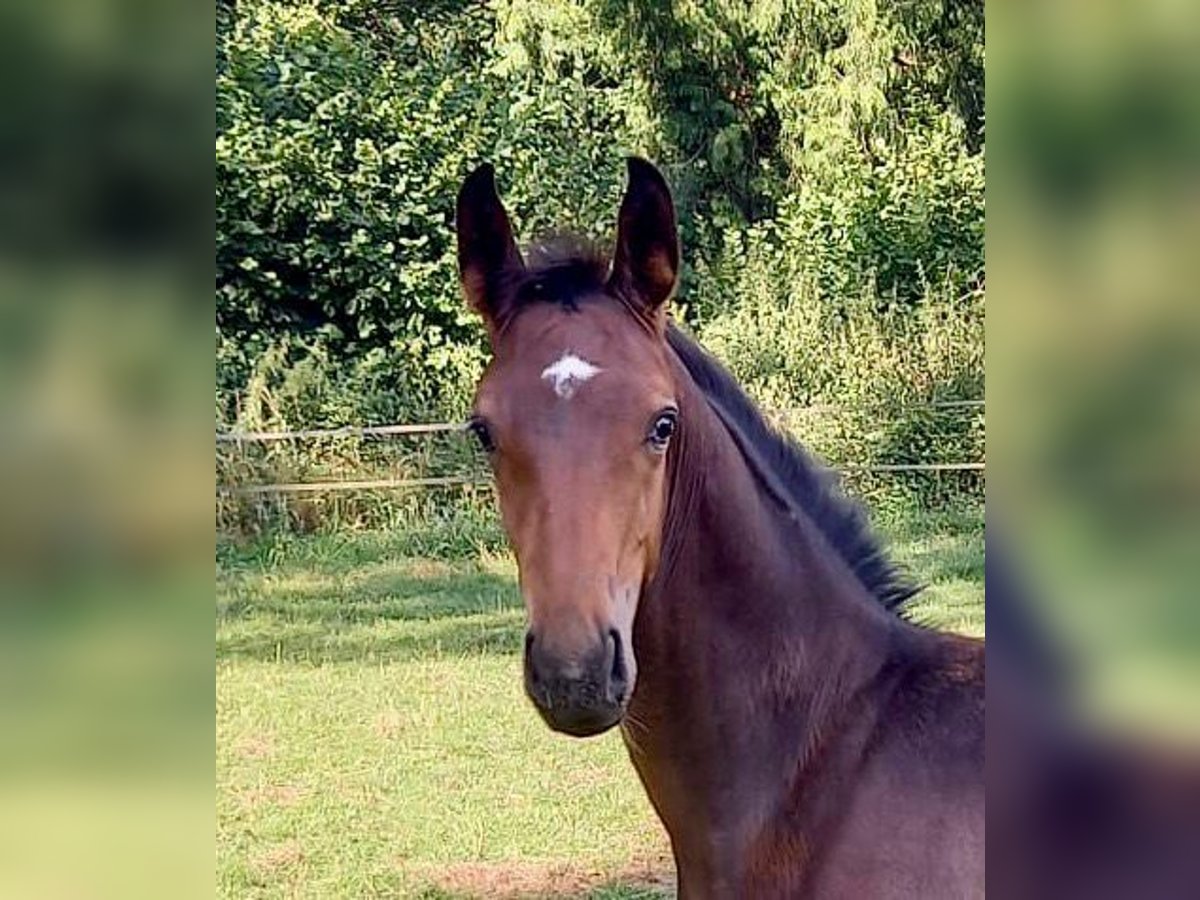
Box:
[455,158,984,898]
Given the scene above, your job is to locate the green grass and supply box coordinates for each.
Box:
[217,501,983,898]
[882,504,986,639]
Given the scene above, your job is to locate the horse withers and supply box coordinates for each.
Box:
[454,158,984,898]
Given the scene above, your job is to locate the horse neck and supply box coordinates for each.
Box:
[629,373,901,820]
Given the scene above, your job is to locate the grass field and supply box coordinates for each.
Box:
[217,500,983,898]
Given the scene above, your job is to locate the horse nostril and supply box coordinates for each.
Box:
[608,628,628,699]
[524,631,541,686]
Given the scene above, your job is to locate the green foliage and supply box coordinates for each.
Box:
[216,0,646,418]
[216,0,985,525]
[217,0,489,416]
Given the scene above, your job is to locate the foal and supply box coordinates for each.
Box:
[456,159,984,898]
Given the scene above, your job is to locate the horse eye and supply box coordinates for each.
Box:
[648,409,678,449]
[467,417,495,453]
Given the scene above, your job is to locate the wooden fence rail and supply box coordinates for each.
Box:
[216,422,463,443]
[217,465,984,496]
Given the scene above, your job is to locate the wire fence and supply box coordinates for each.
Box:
[216,422,464,443]
[216,400,985,495]
[215,400,985,445]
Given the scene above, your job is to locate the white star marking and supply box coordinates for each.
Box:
[540,352,602,399]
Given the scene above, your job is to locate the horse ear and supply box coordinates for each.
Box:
[608,157,680,319]
[456,163,524,328]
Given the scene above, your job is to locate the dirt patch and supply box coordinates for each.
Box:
[415,852,675,898]
[235,782,306,811]
[374,708,408,739]
[250,839,305,880]
[233,733,275,759]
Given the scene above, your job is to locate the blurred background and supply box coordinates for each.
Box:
[0,0,212,897]
[989,0,1200,745]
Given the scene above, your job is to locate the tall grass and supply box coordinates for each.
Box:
[694,236,984,509]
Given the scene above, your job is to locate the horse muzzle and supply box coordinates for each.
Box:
[523,627,631,737]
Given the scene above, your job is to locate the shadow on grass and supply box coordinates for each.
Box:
[581,883,674,900]
[217,611,527,664]
[216,506,984,663]
[415,874,674,900]
[876,502,984,544]
[900,535,985,586]
[217,520,508,577]
[220,565,521,625]
[217,564,526,663]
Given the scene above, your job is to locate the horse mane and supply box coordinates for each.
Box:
[665,324,920,612]
[514,238,920,613]
[500,235,612,316]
